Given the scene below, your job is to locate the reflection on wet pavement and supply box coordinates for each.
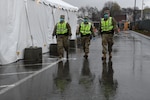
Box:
[54,60,71,92]
[0,31,150,100]
[100,59,118,100]
[79,59,95,89]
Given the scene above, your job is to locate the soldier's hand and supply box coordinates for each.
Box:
[76,35,80,38]
[116,30,120,34]
[117,28,120,33]
[92,37,96,40]
[114,28,119,34]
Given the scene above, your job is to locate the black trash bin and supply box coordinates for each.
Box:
[49,43,58,56]
[24,47,42,64]
[69,39,76,48]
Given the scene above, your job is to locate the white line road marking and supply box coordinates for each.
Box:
[0,85,15,88]
[63,58,77,60]
[0,71,36,76]
[0,57,77,94]
[21,63,52,67]
[0,58,77,76]
[0,63,53,68]
[0,58,63,95]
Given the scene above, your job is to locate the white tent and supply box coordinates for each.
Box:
[0,0,78,65]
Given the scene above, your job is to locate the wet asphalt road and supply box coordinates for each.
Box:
[0,31,150,100]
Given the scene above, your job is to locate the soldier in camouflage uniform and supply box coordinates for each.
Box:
[52,15,72,58]
[77,16,95,59]
[99,7,118,60]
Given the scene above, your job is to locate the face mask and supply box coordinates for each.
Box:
[60,18,64,22]
[104,14,109,19]
[84,19,88,23]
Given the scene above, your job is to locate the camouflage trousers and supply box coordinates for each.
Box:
[81,36,91,55]
[57,35,69,58]
[101,34,114,54]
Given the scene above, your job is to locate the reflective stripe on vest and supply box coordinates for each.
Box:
[80,22,92,35]
[101,17,113,32]
[56,22,68,34]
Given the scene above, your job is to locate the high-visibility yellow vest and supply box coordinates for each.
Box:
[80,22,92,35]
[101,17,113,32]
[56,22,68,34]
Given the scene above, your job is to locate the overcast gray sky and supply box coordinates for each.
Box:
[63,0,150,10]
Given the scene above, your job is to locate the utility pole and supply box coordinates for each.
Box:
[133,0,136,29]
[141,0,144,20]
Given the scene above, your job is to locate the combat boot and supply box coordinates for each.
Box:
[102,54,106,60]
[59,53,64,59]
[66,51,69,59]
[84,55,88,59]
[83,52,88,59]
[109,52,112,59]
[59,55,63,59]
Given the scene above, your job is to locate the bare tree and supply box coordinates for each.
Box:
[101,1,121,17]
[78,6,100,21]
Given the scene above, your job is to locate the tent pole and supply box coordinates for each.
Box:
[24,0,34,47]
[52,8,55,25]
[66,10,70,23]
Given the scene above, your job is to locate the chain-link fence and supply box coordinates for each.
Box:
[130,20,150,31]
